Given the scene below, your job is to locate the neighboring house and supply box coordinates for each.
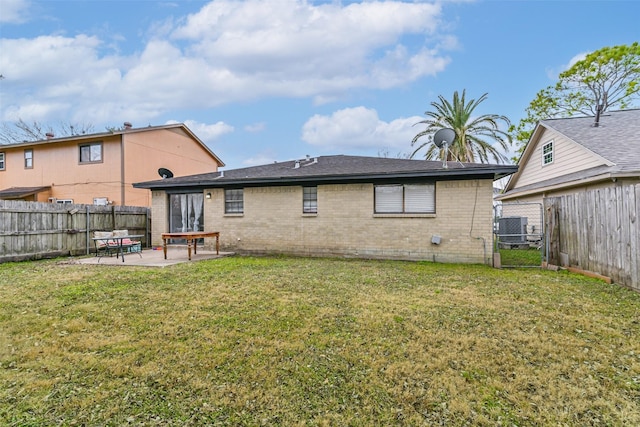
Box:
[134,155,517,264]
[0,123,224,207]
[497,109,640,205]
[497,109,640,290]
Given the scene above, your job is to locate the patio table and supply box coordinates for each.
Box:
[161,231,220,260]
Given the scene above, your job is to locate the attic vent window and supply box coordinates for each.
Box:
[542,140,554,165]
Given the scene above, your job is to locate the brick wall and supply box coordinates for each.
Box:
[180,179,495,264]
[150,190,168,247]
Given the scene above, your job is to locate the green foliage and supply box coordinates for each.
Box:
[512,43,640,159]
[411,90,512,164]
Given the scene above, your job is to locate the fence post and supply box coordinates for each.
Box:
[544,198,560,266]
[86,205,90,255]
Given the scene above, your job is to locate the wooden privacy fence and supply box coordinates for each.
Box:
[0,200,150,263]
[544,183,639,292]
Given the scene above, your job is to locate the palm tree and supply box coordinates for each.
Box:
[410,90,512,163]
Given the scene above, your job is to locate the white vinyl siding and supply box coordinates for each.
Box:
[375,184,435,214]
[515,129,607,188]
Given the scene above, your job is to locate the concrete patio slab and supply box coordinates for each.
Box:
[70,246,234,267]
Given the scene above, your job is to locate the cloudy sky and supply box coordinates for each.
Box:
[0,0,638,169]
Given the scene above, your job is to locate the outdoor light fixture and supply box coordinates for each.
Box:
[206,192,212,199]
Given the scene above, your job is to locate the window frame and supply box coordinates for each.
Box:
[0,152,5,170]
[303,186,318,214]
[542,140,554,166]
[24,149,33,169]
[374,183,436,214]
[79,142,103,164]
[224,188,244,214]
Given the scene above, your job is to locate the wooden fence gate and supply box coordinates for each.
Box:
[544,184,639,292]
[0,200,150,263]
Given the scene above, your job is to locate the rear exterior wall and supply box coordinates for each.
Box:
[150,179,494,264]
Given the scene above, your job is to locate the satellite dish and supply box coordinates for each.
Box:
[433,128,455,148]
[158,168,174,179]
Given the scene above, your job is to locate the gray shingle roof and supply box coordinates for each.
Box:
[134,155,517,189]
[498,109,640,199]
[540,109,640,172]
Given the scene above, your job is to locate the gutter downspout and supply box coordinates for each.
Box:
[120,133,125,205]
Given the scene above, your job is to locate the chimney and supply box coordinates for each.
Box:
[123,122,132,130]
[594,104,603,127]
[594,93,607,128]
[45,132,54,139]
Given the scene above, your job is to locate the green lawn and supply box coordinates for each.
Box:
[499,247,543,267]
[1,256,639,426]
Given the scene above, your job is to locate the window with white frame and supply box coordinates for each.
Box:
[225,188,244,214]
[0,152,5,170]
[79,142,103,163]
[375,183,435,214]
[303,186,317,213]
[24,149,33,169]
[542,140,554,165]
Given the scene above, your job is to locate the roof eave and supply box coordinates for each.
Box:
[496,170,640,200]
[134,166,518,190]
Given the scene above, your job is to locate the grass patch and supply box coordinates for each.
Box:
[499,247,542,267]
[1,256,639,425]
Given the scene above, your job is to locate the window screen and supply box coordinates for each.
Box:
[80,143,103,163]
[542,141,553,165]
[375,184,435,214]
[24,149,33,169]
[225,189,244,213]
[303,187,318,213]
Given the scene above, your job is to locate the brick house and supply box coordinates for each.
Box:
[0,123,224,207]
[135,155,516,264]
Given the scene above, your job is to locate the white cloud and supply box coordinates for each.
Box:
[172,0,449,92]
[171,119,235,142]
[0,35,124,122]
[244,122,266,133]
[0,0,30,23]
[0,0,454,124]
[546,51,588,79]
[242,151,279,167]
[301,106,422,153]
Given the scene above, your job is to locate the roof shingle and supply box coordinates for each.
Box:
[134,155,517,189]
[540,109,640,172]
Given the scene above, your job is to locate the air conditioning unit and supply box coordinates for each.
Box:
[498,216,528,243]
[48,197,57,203]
